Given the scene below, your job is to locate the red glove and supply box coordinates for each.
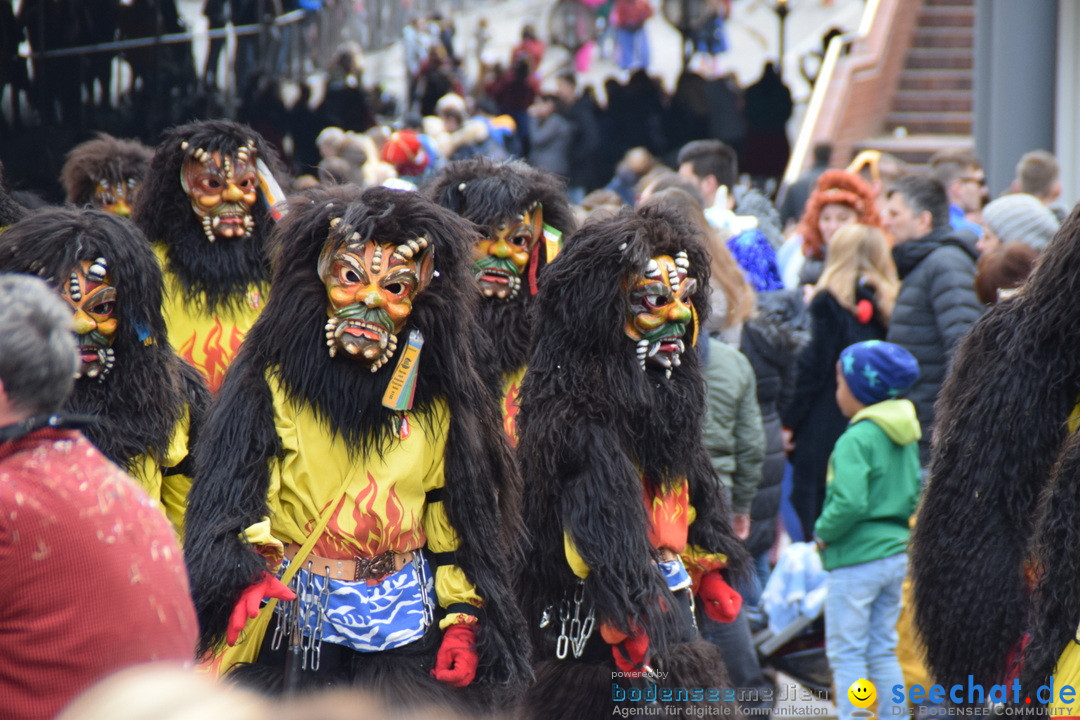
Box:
[610,631,651,675]
[699,571,742,623]
[432,623,478,687]
[226,572,296,646]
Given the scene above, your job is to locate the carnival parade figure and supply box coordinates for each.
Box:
[911,207,1080,698]
[134,119,288,391]
[516,203,747,720]
[425,157,576,442]
[0,208,210,535]
[60,133,154,217]
[183,186,530,709]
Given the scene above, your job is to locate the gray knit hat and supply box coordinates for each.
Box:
[982,193,1060,252]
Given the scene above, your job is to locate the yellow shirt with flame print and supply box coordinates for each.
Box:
[152,243,263,393]
[242,372,481,628]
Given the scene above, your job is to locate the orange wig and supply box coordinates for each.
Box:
[798,169,881,260]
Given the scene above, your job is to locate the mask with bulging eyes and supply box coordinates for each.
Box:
[60,258,118,380]
[180,142,259,242]
[472,204,543,301]
[624,251,696,378]
[92,177,139,217]
[318,220,435,372]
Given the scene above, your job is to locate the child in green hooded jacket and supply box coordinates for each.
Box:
[814,340,921,720]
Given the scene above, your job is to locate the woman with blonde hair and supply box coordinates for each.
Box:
[781,224,899,540]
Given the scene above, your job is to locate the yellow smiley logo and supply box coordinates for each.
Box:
[848,679,877,709]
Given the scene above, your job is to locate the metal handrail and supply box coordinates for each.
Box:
[780,0,884,188]
[30,10,307,60]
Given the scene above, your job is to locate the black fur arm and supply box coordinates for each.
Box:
[440,410,533,694]
[563,423,674,649]
[183,353,281,656]
[911,305,1072,689]
[1022,431,1080,700]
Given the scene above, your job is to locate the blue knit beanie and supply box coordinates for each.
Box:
[839,340,920,406]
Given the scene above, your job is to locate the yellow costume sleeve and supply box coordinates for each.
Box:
[1069,399,1080,434]
[127,405,195,540]
[240,517,285,572]
[158,405,194,540]
[681,503,729,589]
[563,532,591,579]
[1050,640,1080,714]
[682,544,729,591]
[422,443,482,628]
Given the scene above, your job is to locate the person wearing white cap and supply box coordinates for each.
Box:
[977,192,1060,254]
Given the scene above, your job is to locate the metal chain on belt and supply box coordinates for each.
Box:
[545,580,595,660]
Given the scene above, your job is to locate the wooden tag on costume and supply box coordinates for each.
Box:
[256,158,288,221]
[543,223,563,263]
[382,329,424,411]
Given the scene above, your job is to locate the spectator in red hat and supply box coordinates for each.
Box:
[380,129,443,185]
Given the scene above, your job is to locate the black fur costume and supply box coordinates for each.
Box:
[911,205,1080,695]
[0,208,209,484]
[516,205,747,720]
[0,160,26,228]
[60,133,153,209]
[133,119,286,314]
[424,158,576,384]
[183,186,529,708]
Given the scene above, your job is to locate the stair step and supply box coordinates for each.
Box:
[913,27,974,49]
[855,134,974,170]
[906,48,974,70]
[918,7,975,28]
[885,112,973,135]
[922,0,975,7]
[893,91,973,113]
[897,70,973,91]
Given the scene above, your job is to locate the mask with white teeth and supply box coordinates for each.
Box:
[61,258,119,381]
[624,251,696,379]
[318,219,435,372]
[180,142,259,243]
[472,204,543,301]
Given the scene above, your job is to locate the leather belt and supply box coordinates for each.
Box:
[284,543,415,582]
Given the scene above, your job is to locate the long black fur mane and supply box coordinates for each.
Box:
[0,160,27,227]
[0,208,209,472]
[913,203,1080,693]
[423,158,576,380]
[133,119,287,314]
[1013,207,1080,699]
[60,133,154,206]
[516,204,747,661]
[183,185,530,699]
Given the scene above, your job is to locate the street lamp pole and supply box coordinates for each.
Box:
[776,0,790,78]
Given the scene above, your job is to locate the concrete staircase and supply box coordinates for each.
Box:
[857,0,975,168]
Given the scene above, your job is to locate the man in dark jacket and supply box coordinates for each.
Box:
[883,175,983,466]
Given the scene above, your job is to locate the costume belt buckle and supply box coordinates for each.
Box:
[354,551,397,581]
